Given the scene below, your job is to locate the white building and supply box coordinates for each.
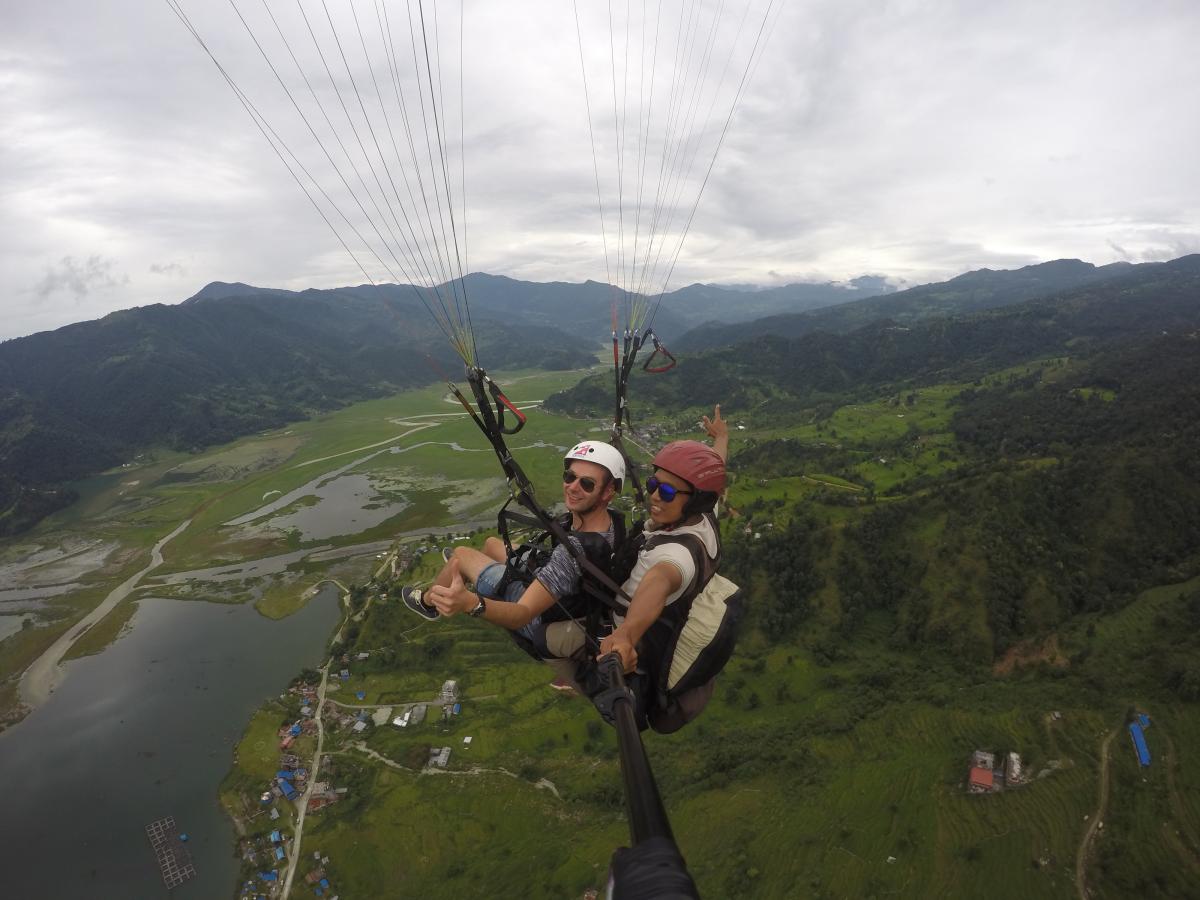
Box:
[1005,752,1023,784]
[971,750,995,770]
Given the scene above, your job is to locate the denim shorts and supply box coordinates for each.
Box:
[472,563,548,654]
[473,562,528,603]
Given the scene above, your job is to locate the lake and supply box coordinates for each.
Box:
[0,586,341,898]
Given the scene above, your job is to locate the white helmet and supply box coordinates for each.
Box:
[564,440,626,486]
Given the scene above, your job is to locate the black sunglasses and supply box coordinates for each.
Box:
[563,469,601,493]
[646,476,693,503]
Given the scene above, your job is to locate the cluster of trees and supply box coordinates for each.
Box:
[554,255,1200,424]
[1155,589,1200,701]
[722,514,827,638]
[686,263,1200,662]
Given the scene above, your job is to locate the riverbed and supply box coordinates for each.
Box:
[0,586,341,899]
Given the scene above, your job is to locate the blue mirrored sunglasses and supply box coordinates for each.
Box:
[646,476,693,503]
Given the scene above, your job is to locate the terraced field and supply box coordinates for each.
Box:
[248,578,1195,899]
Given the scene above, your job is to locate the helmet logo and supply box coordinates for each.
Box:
[570,444,593,457]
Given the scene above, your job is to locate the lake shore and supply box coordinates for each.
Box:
[18,518,191,708]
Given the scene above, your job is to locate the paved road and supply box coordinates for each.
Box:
[19,518,191,708]
[1077,727,1118,900]
[282,656,332,899]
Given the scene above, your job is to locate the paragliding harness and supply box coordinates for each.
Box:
[445,366,634,626]
[448,366,743,735]
[493,503,629,660]
[589,511,746,734]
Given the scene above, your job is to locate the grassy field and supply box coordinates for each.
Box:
[239,577,1198,899]
[222,557,1199,899]
[0,367,592,712]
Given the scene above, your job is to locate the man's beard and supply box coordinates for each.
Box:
[575,496,604,516]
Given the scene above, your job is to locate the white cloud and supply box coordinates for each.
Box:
[1,0,1198,339]
[32,255,129,302]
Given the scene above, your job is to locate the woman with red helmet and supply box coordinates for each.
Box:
[599,405,728,677]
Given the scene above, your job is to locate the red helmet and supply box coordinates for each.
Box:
[652,440,726,492]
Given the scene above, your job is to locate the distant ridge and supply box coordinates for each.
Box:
[183,282,297,303]
[551,253,1200,418]
[3,256,1184,536]
[0,282,597,535]
[676,257,1157,352]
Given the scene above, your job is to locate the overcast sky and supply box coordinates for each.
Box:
[2,0,1198,340]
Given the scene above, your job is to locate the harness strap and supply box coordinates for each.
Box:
[638,514,721,709]
[459,367,633,622]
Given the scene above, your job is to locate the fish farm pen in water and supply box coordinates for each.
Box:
[145,816,197,889]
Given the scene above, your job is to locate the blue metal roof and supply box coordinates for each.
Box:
[1138,713,1151,729]
[1129,722,1151,766]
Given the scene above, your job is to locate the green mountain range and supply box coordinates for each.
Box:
[551,253,1200,663]
[675,257,1153,352]
[0,282,596,536]
[0,270,890,536]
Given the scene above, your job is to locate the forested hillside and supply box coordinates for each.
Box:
[0,285,594,536]
[676,257,1153,352]
[552,254,1200,663]
[553,254,1200,419]
[0,267,916,537]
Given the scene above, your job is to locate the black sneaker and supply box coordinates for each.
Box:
[401,585,439,620]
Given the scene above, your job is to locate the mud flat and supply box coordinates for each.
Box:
[19,520,191,708]
[0,538,118,587]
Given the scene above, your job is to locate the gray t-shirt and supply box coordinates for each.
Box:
[533,523,615,601]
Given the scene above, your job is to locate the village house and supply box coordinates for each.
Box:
[1005,752,1023,785]
[967,766,994,794]
[968,750,997,794]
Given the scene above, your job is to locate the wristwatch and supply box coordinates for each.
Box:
[468,596,486,618]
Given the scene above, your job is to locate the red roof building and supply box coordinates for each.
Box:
[968,766,994,793]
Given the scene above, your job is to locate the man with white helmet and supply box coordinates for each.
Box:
[402,441,626,659]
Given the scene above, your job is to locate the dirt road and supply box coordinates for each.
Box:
[1076,727,1118,900]
[282,656,332,898]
